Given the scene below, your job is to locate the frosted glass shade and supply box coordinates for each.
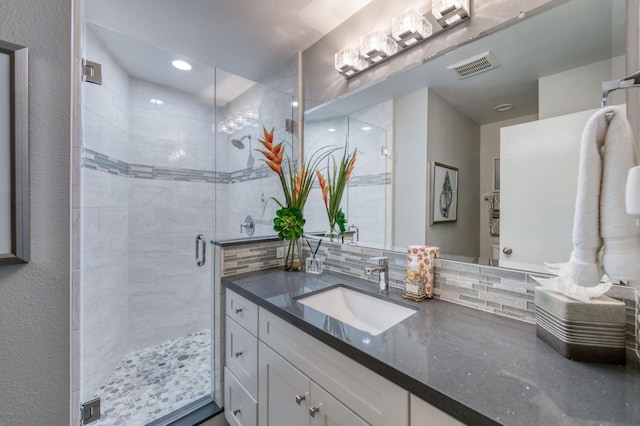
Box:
[334,46,367,77]
[360,29,398,63]
[392,8,433,47]
[432,0,469,27]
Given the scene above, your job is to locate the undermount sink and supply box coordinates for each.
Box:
[296,285,417,336]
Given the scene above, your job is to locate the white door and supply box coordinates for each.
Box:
[499,108,598,272]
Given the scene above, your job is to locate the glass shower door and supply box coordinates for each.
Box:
[80,22,216,425]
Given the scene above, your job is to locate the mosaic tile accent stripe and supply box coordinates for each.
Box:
[348,172,391,187]
[221,239,287,276]
[83,148,390,187]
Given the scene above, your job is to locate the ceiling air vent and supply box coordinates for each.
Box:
[447,51,499,79]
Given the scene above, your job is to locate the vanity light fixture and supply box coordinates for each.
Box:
[171,59,192,71]
[217,108,260,134]
[432,0,469,27]
[392,8,433,47]
[360,29,398,63]
[334,1,470,79]
[335,46,368,77]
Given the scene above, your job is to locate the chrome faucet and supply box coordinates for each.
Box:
[364,256,389,293]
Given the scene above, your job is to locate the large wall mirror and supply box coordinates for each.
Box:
[304,0,626,274]
[0,40,29,264]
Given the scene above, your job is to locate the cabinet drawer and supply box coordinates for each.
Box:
[226,316,258,398]
[225,367,257,426]
[227,289,258,336]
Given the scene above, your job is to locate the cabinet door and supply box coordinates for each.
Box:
[309,381,370,426]
[258,342,309,426]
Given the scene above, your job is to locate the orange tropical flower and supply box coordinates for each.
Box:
[318,146,356,234]
[255,126,334,211]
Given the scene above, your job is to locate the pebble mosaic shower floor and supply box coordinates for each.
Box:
[91,330,212,426]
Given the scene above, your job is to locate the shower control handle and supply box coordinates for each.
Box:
[503,247,513,255]
[195,234,206,266]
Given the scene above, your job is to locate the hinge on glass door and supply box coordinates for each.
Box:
[81,397,101,424]
[82,59,102,85]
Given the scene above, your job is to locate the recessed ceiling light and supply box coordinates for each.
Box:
[494,103,514,112]
[172,60,192,71]
[150,98,163,105]
[362,126,371,131]
[327,128,336,132]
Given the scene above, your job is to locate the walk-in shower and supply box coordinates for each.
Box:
[78,21,295,425]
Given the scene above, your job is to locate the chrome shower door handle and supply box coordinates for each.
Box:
[195,234,206,266]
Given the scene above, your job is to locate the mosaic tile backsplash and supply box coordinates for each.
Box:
[220,237,638,353]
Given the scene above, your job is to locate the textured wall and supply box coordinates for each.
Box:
[0,0,72,424]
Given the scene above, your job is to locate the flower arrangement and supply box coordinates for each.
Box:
[256,126,332,270]
[317,146,357,237]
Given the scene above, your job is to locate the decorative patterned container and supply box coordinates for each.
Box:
[403,268,427,301]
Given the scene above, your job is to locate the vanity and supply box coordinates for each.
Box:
[221,268,640,426]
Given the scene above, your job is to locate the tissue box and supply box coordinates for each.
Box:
[535,288,626,364]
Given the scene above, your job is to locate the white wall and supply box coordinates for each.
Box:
[393,89,428,248]
[426,90,480,258]
[479,114,538,260]
[0,0,71,424]
[539,55,626,119]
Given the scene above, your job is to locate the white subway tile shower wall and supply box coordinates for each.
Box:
[81,29,132,400]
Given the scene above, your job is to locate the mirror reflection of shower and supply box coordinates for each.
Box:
[231,134,255,168]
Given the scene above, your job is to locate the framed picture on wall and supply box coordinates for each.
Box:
[430,162,458,224]
[493,157,500,192]
[0,40,29,264]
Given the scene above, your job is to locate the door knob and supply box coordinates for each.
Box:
[502,247,513,255]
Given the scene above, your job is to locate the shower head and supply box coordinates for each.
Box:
[231,135,251,150]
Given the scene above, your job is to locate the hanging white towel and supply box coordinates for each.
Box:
[536,105,640,302]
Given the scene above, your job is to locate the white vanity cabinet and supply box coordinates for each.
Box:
[259,342,368,426]
[410,395,465,426]
[258,307,408,426]
[224,288,464,426]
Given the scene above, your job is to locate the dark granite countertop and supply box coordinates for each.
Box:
[223,269,640,426]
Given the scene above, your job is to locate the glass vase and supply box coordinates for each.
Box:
[285,238,303,271]
[325,223,339,240]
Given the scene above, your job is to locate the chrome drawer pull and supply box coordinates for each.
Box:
[295,394,306,405]
[235,307,243,314]
[234,351,243,358]
[233,408,241,416]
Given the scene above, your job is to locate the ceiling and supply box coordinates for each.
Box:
[85,0,372,83]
